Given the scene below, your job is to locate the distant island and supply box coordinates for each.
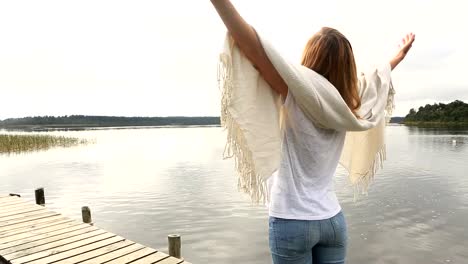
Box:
[403,100,468,126]
[388,100,468,126]
[380,100,468,126]
[0,115,221,129]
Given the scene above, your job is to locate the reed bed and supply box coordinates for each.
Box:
[0,134,88,154]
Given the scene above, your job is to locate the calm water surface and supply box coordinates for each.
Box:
[1,126,467,264]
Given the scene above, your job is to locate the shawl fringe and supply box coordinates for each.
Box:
[352,145,386,198]
[218,53,268,203]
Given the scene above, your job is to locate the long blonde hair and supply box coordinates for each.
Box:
[301,27,361,116]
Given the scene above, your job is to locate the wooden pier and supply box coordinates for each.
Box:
[0,193,191,264]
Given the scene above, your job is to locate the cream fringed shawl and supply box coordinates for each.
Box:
[218,34,395,203]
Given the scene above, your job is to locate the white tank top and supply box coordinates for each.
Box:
[267,92,345,220]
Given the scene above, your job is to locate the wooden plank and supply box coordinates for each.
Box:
[0,201,36,211]
[0,209,49,223]
[0,200,41,210]
[0,211,59,229]
[0,218,73,239]
[129,252,169,264]
[78,243,145,264]
[0,208,50,224]
[0,208,45,221]
[0,223,91,250]
[0,215,65,234]
[8,232,116,264]
[25,236,125,264]
[3,229,106,259]
[104,247,157,264]
[51,239,136,264]
[156,257,185,264]
[0,205,45,218]
[4,230,106,260]
[0,206,33,218]
[0,226,100,256]
[0,196,21,203]
[0,196,28,204]
[0,197,28,207]
[0,220,81,245]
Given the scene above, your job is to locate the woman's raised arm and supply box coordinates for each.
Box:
[210,0,288,98]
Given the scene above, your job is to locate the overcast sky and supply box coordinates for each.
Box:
[0,0,466,119]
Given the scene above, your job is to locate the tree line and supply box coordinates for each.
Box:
[2,100,466,127]
[0,115,221,127]
[404,100,468,123]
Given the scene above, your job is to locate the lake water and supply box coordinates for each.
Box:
[1,125,467,264]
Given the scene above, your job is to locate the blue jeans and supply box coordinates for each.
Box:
[269,211,347,264]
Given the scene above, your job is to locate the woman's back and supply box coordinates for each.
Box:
[268,92,346,220]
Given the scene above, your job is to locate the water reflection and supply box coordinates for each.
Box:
[0,126,467,263]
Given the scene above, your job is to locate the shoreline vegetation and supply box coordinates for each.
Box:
[402,121,468,127]
[0,100,466,130]
[0,116,220,154]
[0,134,88,154]
[1,100,466,153]
[0,116,221,130]
[401,100,468,127]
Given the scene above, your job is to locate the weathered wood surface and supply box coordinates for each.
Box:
[0,196,190,264]
[168,235,181,259]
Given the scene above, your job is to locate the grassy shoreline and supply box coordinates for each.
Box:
[0,134,88,154]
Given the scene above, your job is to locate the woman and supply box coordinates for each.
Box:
[210,1,415,263]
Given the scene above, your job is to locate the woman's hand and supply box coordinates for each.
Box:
[390,33,416,70]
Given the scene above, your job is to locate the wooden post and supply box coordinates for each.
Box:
[168,234,181,259]
[81,206,93,225]
[35,188,45,206]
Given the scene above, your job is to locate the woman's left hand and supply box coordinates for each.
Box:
[397,33,416,59]
[390,32,416,70]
